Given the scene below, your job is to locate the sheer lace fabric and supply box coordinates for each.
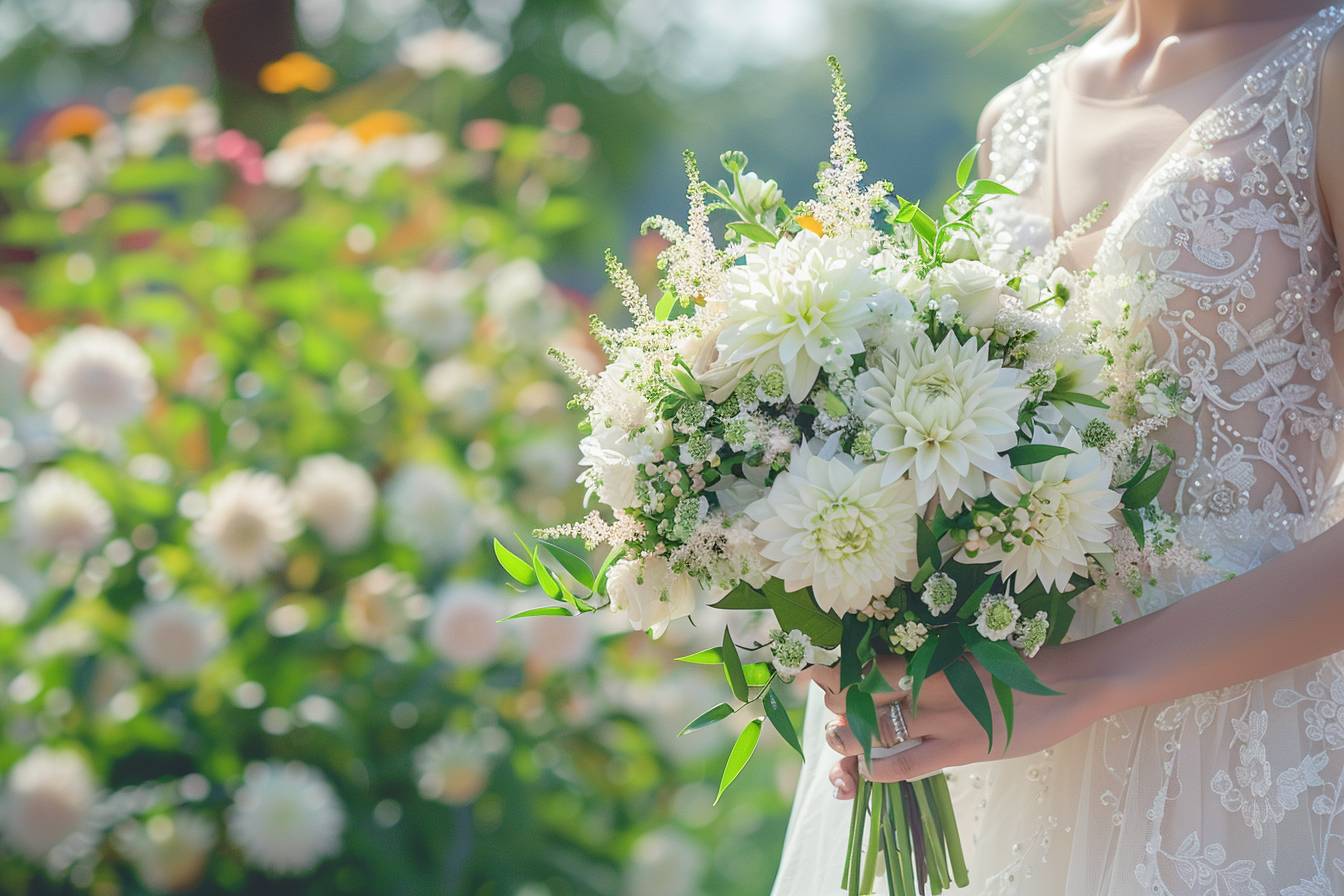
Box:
[772,8,1344,894]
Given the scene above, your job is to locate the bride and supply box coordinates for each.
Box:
[773,1,1344,893]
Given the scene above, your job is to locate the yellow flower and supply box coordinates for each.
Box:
[258,52,334,94]
[794,214,824,236]
[42,104,109,145]
[347,110,419,145]
[131,85,201,117]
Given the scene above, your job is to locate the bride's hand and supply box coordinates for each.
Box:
[808,643,1116,799]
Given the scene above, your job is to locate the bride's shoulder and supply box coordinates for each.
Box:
[975,49,1074,176]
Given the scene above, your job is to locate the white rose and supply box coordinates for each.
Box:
[606,555,696,638]
[928,259,1006,330]
[733,172,783,214]
[939,228,980,262]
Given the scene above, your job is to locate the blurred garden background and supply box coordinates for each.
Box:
[0,1,1094,893]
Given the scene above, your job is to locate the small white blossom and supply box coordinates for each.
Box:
[33,326,156,445]
[289,454,377,553]
[397,28,504,78]
[414,729,505,804]
[376,267,477,355]
[16,469,113,556]
[425,583,508,666]
[1011,610,1051,658]
[1,747,97,861]
[227,761,344,876]
[191,470,300,584]
[383,463,477,564]
[769,628,813,678]
[974,593,1021,641]
[920,571,957,615]
[889,620,929,653]
[130,599,226,678]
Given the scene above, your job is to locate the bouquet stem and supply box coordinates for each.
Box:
[841,770,965,895]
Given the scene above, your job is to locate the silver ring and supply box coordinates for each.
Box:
[879,701,909,748]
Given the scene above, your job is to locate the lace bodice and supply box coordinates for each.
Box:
[990,7,1344,570]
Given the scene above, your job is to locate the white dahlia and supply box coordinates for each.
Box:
[398,28,504,78]
[227,761,344,876]
[343,564,423,648]
[605,554,697,638]
[191,470,299,584]
[376,267,477,355]
[289,454,377,553]
[16,469,113,555]
[856,334,1028,509]
[1,747,97,861]
[130,599,226,678]
[115,810,216,893]
[712,232,888,402]
[425,582,508,666]
[746,445,919,616]
[32,326,156,442]
[968,429,1120,592]
[383,463,477,563]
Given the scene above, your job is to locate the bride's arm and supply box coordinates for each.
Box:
[1320,27,1344,247]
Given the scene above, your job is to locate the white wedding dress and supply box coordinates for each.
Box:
[773,7,1344,894]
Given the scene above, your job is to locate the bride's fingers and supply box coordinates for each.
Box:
[861,740,953,783]
[824,708,930,757]
[829,756,860,801]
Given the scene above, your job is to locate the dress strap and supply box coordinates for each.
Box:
[986,52,1072,194]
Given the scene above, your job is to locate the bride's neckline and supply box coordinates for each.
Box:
[1058,6,1337,107]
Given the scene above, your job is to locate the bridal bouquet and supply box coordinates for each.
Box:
[496,59,1172,896]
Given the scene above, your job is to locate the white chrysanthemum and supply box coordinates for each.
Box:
[16,469,113,555]
[425,582,508,666]
[968,430,1121,592]
[383,463,477,563]
[605,554,698,638]
[130,599,225,678]
[343,565,423,648]
[227,761,344,876]
[712,232,888,402]
[746,445,919,615]
[115,810,216,893]
[191,471,299,584]
[32,326,156,442]
[856,334,1028,509]
[376,267,476,355]
[423,358,497,430]
[289,454,377,553]
[1,747,97,861]
[397,28,504,78]
[414,730,500,805]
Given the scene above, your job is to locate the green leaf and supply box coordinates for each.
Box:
[672,365,704,400]
[991,676,1015,749]
[907,635,938,711]
[764,688,804,758]
[944,658,994,751]
[1122,507,1146,549]
[742,662,773,687]
[502,606,573,620]
[1117,448,1154,491]
[675,647,724,665]
[839,615,869,691]
[845,687,879,765]
[541,541,595,590]
[916,516,941,569]
[494,538,536,585]
[955,142,982,189]
[654,289,677,321]
[910,557,935,593]
[593,546,624,595]
[1005,444,1074,467]
[710,583,771,610]
[727,220,779,244]
[966,178,1017,197]
[532,552,561,599]
[680,702,735,735]
[1045,389,1109,409]
[715,718,763,804]
[761,580,843,648]
[968,639,1060,696]
[957,574,999,620]
[1123,462,1171,509]
[722,627,749,703]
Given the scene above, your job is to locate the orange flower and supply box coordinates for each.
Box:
[42,104,109,145]
[132,85,201,117]
[347,110,418,145]
[258,52,334,94]
[795,214,824,236]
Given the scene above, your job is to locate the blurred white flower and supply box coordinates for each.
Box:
[623,828,706,896]
[605,554,697,638]
[32,325,156,444]
[343,564,423,648]
[0,575,29,625]
[289,454,377,553]
[484,258,546,317]
[130,599,225,678]
[747,445,918,616]
[115,810,216,893]
[191,470,300,584]
[227,761,344,876]
[413,730,500,804]
[425,582,507,666]
[398,28,505,78]
[520,612,595,675]
[423,358,498,430]
[16,469,113,555]
[0,747,97,861]
[383,463,477,563]
[376,268,477,355]
[0,307,32,406]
